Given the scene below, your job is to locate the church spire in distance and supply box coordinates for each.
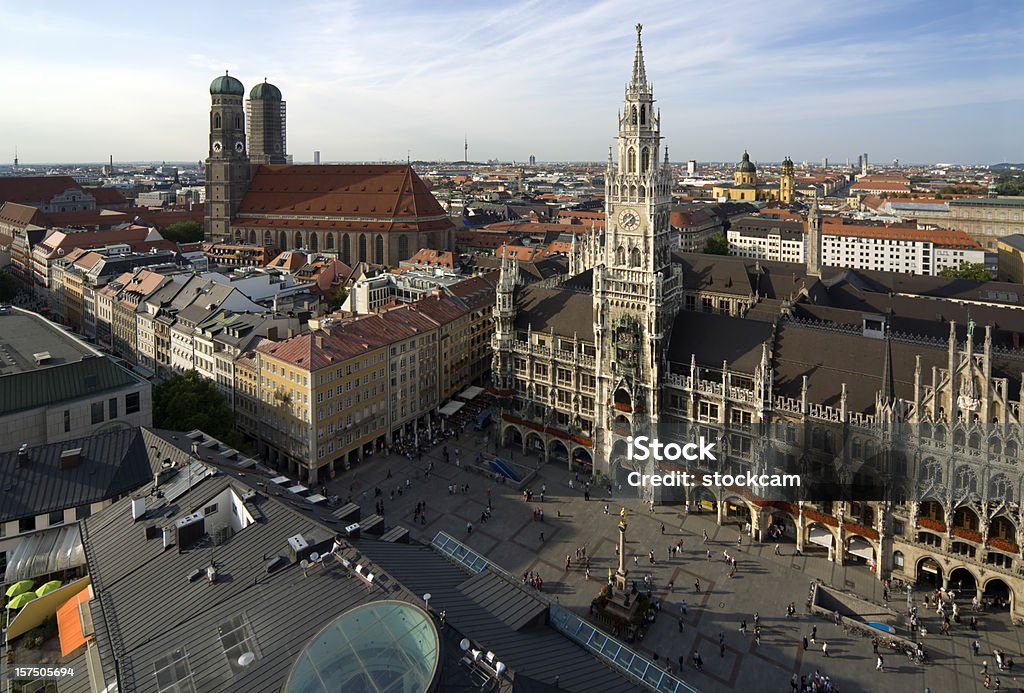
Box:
[630,23,649,94]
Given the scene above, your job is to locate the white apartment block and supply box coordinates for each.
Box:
[728,216,991,277]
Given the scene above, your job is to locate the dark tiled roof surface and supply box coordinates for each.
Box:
[0,429,156,523]
[0,356,145,417]
[513,286,595,341]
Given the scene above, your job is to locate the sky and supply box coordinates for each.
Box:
[1,0,1022,166]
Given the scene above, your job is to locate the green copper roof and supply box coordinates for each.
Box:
[210,73,244,96]
[249,80,282,100]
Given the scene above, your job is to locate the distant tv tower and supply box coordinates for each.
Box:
[13,146,18,168]
[464,135,468,163]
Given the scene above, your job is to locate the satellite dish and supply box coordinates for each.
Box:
[460,639,471,652]
[423,593,432,603]
[237,652,255,667]
[495,661,507,676]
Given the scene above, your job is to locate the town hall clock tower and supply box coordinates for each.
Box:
[593,24,680,478]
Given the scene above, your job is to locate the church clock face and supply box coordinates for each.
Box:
[212,140,223,153]
[618,209,639,230]
[234,141,245,153]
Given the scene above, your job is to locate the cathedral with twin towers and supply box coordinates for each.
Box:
[203,73,453,263]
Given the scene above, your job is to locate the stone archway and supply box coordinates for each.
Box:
[548,439,569,465]
[768,511,797,543]
[572,446,593,471]
[722,496,751,526]
[502,424,522,450]
[916,556,943,587]
[983,577,1013,613]
[949,566,978,595]
[845,535,875,566]
[524,432,545,460]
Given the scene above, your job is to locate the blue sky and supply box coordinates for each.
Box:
[1,0,1022,165]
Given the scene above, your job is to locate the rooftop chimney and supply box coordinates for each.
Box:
[17,443,29,466]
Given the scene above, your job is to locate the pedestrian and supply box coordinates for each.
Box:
[872,637,879,654]
[822,641,829,657]
[467,522,473,535]
[810,625,816,643]
[667,580,674,593]
[678,618,684,633]
[802,636,808,651]
[661,523,666,534]
[876,655,884,671]
[694,579,701,593]
[973,640,981,656]
[540,531,545,543]
[719,641,726,658]
[706,549,712,561]
[774,544,781,556]
[702,529,709,544]
[678,655,685,672]
[740,619,747,634]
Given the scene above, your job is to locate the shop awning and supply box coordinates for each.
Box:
[4,525,85,584]
[57,586,94,657]
[848,537,875,560]
[808,525,833,548]
[457,386,484,400]
[439,401,465,416]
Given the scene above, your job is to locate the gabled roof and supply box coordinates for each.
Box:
[235,165,452,234]
[0,175,84,206]
[0,201,44,227]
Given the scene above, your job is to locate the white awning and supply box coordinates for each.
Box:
[4,525,85,583]
[270,476,291,485]
[439,401,465,416]
[287,485,309,495]
[848,536,875,560]
[457,386,485,400]
[808,525,834,547]
[305,494,327,504]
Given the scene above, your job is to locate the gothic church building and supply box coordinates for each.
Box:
[205,73,454,264]
[492,26,1024,615]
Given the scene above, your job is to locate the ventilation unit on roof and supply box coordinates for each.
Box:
[60,448,82,469]
[131,497,146,521]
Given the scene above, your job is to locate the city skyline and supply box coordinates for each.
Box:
[2,0,1022,165]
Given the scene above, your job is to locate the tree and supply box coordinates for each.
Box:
[161,221,204,243]
[937,262,991,281]
[0,270,17,301]
[327,285,349,311]
[704,233,730,256]
[153,370,244,447]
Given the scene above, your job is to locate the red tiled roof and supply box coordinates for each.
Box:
[0,175,83,205]
[821,219,981,248]
[0,202,44,227]
[83,187,128,205]
[235,165,453,235]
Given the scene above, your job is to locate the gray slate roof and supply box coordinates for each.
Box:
[0,429,157,523]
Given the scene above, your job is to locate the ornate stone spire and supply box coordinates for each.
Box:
[630,23,649,93]
[880,320,895,404]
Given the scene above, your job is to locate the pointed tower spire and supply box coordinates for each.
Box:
[630,23,648,93]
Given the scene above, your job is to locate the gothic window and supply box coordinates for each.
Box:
[922,458,942,485]
[812,428,823,450]
[264,231,272,246]
[919,422,931,439]
[279,231,287,249]
[375,234,385,264]
[1006,440,1018,458]
[234,229,241,242]
[851,438,862,458]
[823,431,835,454]
[629,247,641,267]
[309,233,318,252]
[294,231,303,249]
[969,432,980,449]
[629,185,637,199]
[234,115,241,130]
[989,474,1013,503]
[615,246,626,265]
[342,235,351,263]
[640,105,646,125]
[359,234,367,263]
[638,185,646,200]
[933,424,946,441]
[955,465,977,495]
[398,235,409,259]
[214,113,221,129]
[990,437,1002,455]
[631,106,638,126]
[325,233,335,250]
[641,147,650,172]
[953,429,966,447]
[628,148,636,174]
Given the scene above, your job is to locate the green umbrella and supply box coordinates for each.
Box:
[7,592,38,609]
[5,580,34,598]
[35,580,62,598]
